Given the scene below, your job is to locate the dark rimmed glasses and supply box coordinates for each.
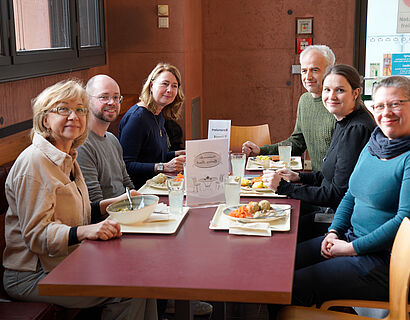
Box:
[91,95,123,104]
[371,99,409,114]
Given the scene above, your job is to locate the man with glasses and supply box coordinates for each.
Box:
[77,74,136,202]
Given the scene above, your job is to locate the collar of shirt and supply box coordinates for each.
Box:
[33,133,76,176]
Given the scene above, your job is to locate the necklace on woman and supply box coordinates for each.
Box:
[153,115,163,136]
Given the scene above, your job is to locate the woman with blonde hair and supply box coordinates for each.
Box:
[119,62,186,188]
[3,80,157,320]
[119,63,213,317]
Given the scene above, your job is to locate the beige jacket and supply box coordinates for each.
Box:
[3,134,91,273]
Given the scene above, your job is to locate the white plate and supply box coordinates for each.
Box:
[209,204,291,231]
[147,181,167,190]
[223,204,289,223]
[246,156,302,171]
[241,186,274,193]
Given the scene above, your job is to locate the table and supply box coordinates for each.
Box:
[39,197,300,319]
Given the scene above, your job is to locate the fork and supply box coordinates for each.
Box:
[250,207,293,219]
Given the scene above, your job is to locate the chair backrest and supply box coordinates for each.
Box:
[230,124,271,153]
[388,217,410,320]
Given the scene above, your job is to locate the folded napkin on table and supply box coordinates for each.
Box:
[228,221,271,237]
[146,203,175,222]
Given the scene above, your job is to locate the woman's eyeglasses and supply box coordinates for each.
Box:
[49,106,88,116]
[371,99,409,113]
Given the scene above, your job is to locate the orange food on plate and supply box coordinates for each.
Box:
[174,173,184,181]
[250,175,263,184]
[270,155,280,161]
[228,205,251,218]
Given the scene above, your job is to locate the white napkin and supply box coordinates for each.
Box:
[228,221,272,237]
[146,203,174,222]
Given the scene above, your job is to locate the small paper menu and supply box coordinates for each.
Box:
[207,119,231,144]
[185,138,229,206]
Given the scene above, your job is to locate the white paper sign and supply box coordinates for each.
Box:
[207,119,231,142]
[397,0,410,33]
[185,138,230,206]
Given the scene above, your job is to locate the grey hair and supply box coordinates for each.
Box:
[300,45,336,70]
[372,76,410,100]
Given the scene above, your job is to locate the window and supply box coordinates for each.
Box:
[356,0,410,96]
[79,0,100,48]
[0,0,105,82]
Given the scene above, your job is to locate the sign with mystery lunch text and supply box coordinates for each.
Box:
[185,138,229,206]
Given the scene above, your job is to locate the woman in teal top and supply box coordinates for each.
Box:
[288,75,410,308]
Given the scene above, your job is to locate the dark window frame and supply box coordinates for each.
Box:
[354,0,368,76]
[0,0,106,83]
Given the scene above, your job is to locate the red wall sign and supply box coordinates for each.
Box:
[296,37,313,54]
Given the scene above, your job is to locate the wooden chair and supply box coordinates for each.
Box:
[277,217,410,320]
[230,124,271,152]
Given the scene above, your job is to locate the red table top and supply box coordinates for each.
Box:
[39,197,300,305]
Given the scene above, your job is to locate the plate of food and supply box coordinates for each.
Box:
[146,173,185,190]
[146,173,168,190]
[223,200,289,223]
[240,176,273,193]
[246,155,302,170]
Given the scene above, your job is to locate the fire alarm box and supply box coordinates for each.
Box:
[296,37,313,54]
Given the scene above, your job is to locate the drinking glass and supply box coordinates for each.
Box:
[278,141,292,167]
[224,175,241,207]
[167,178,184,215]
[230,153,246,179]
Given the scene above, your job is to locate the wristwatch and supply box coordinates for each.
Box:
[157,163,164,172]
[324,230,340,238]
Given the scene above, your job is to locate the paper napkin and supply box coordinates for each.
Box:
[228,221,272,237]
[147,203,172,222]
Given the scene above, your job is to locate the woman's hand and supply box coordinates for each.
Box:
[164,155,185,173]
[328,239,357,257]
[242,141,260,157]
[262,170,282,192]
[175,150,186,156]
[321,233,338,259]
[275,168,300,182]
[77,219,122,241]
[321,234,357,258]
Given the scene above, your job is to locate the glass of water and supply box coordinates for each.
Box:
[224,175,241,207]
[230,153,246,179]
[278,141,292,167]
[167,177,184,215]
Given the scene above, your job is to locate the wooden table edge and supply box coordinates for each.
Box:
[38,283,291,304]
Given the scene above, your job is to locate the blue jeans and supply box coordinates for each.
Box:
[297,203,334,242]
[292,232,390,307]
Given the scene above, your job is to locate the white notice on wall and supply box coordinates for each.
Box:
[397,0,410,33]
[185,138,229,206]
[207,119,231,142]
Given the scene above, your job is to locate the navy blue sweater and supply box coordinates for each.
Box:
[118,105,175,188]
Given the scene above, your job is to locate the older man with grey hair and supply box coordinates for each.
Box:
[242,45,336,171]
